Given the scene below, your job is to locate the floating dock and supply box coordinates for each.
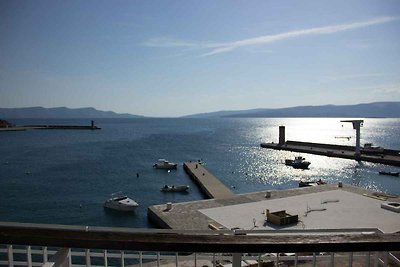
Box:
[261,140,400,167]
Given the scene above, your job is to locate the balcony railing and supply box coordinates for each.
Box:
[1,222,399,267]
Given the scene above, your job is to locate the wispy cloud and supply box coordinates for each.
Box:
[322,73,388,82]
[370,83,400,97]
[143,16,399,56]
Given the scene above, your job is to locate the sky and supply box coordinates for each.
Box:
[0,0,400,117]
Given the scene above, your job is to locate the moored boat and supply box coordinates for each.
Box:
[379,171,399,177]
[285,156,311,169]
[299,179,326,187]
[160,185,190,192]
[153,159,178,169]
[104,192,139,211]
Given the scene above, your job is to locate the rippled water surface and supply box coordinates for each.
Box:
[0,118,399,228]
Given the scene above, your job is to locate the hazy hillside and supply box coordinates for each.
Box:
[3,102,399,119]
[0,107,143,119]
[183,102,400,118]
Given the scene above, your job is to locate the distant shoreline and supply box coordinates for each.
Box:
[0,123,100,132]
[1,101,400,118]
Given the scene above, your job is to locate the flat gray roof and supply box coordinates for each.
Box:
[200,189,400,233]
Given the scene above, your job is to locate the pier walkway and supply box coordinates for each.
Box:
[261,140,400,167]
[183,161,234,199]
[148,161,235,229]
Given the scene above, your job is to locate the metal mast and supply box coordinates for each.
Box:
[340,120,364,155]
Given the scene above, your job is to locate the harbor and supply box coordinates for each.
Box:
[261,123,400,167]
[2,1,400,265]
[147,119,400,234]
[148,163,400,232]
[2,118,400,266]
[2,118,400,229]
[261,140,400,166]
[159,121,398,233]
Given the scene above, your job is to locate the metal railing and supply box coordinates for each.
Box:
[1,222,399,267]
[2,246,400,267]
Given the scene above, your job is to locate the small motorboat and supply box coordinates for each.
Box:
[285,156,311,169]
[299,179,326,187]
[379,171,399,177]
[104,192,139,211]
[160,185,190,192]
[153,159,178,169]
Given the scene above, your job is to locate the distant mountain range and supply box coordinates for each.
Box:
[183,102,400,118]
[0,107,142,119]
[1,102,400,119]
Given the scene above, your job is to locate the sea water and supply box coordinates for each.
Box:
[0,118,399,228]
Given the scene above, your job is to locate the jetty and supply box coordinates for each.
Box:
[0,120,101,132]
[261,141,400,166]
[148,162,235,229]
[183,161,234,199]
[261,125,400,167]
[22,124,101,130]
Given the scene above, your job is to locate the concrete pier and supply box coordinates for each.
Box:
[261,140,400,167]
[0,127,27,132]
[22,124,101,130]
[148,162,235,229]
[148,161,400,231]
[183,161,234,199]
[0,124,101,132]
[147,184,400,230]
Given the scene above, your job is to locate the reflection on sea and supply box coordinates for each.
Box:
[214,118,400,195]
[0,117,399,227]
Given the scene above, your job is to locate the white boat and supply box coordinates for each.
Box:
[153,159,178,169]
[285,156,311,169]
[104,192,139,211]
[160,185,190,192]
